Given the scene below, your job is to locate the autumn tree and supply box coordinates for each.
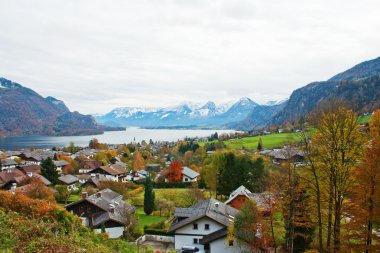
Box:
[166,160,183,182]
[308,102,365,252]
[19,177,56,203]
[54,185,71,204]
[89,138,99,149]
[344,110,380,252]
[132,149,145,172]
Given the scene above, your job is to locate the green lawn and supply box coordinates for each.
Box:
[134,208,167,231]
[131,188,193,207]
[223,132,303,150]
[358,114,372,124]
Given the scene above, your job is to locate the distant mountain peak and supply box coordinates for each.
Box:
[0,77,22,89]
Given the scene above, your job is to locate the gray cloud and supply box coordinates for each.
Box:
[0,0,379,114]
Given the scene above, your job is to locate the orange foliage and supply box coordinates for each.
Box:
[62,164,75,174]
[0,190,56,219]
[18,177,56,203]
[133,149,145,172]
[166,160,183,182]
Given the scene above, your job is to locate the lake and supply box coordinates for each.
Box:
[0,127,236,150]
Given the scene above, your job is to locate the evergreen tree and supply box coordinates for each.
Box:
[257,137,263,151]
[41,157,59,185]
[144,177,155,215]
[53,153,58,161]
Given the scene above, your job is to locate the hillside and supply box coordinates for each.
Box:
[0,191,141,253]
[232,56,380,130]
[0,77,124,137]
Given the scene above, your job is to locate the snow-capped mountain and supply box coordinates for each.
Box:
[95,97,258,128]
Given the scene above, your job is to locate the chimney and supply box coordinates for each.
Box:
[109,204,115,213]
[96,173,100,179]
[215,202,219,208]
[96,191,102,198]
[27,172,33,177]
[81,192,88,199]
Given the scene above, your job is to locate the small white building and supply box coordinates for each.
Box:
[182,166,199,182]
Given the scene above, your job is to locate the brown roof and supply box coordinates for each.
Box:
[0,169,26,185]
[97,164,126,176]
[80,160,102,170]
[20,165,41,174]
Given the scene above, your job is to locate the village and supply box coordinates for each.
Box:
[0,132,307,253]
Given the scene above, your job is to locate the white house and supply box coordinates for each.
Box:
[54,160,70,174]
[182,166,199,182]
[168,199,240,253]
[58,174,80,191]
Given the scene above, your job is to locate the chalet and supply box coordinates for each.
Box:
[182,166,199,182]
[1,159,18,170]
[54,160,70,174]
[58,174,80,190]
[89,164,127,182]
[79,160,102,174]
[224,186,273,212]
[0,168,51,189]
[267,148,305,165]
[81,174,111,188]
[126,170,149,182]
[168,199,239,253]
[0,168,26,189]
[19,152,53,165]
[65,188,136,238]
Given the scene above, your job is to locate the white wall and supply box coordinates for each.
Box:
[174,217,224,250]
[182,175,197,182]
[209,237,236,253]
[94,226,124,238]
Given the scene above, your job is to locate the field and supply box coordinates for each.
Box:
[223,132,303,150]
[134,208,167,231]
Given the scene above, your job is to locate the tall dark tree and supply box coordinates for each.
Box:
[53,153,58,161]
[41,157,58,185]
[257,137,263,151]
[144,177,155,215]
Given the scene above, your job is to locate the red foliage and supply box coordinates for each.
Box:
[166,160,183,182]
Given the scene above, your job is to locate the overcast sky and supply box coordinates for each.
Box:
[0,0,379,114]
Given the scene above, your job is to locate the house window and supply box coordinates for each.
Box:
[193,223,198,230]
[193,238,199,244]
[185,178,188,181]
[205,224,210,230]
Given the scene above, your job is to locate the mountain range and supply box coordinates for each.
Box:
[95,97,259,128]
[0,78,123,137]
[96,56,380,130]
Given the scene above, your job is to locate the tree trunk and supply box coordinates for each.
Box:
[333,195,342,253]
[327,173,333,252]
[365,184,375,253]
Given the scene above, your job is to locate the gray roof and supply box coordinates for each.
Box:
[1,159,18,167]
[182,166,199,179]
[54,160,70,167]
[58,174,79,185]
[268,148,305,160]
[66,188,135,226]
[169,198,238,233]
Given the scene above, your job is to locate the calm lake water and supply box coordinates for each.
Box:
[0,128,236,150]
